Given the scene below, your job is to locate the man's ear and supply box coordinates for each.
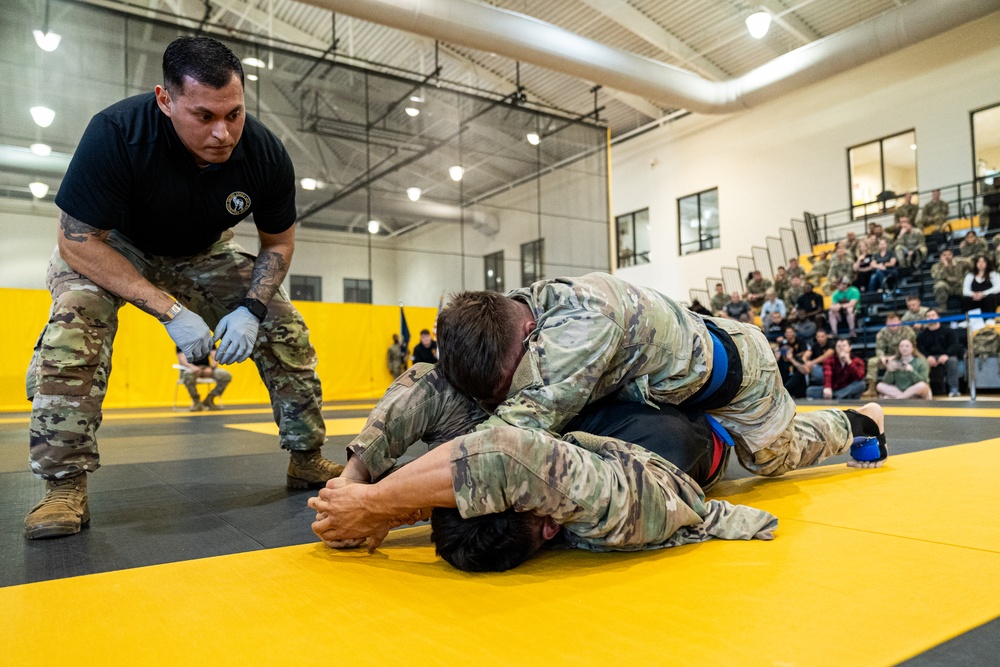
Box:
[541,516,561,541]
[155,85,173,118]
[522,318,536,339]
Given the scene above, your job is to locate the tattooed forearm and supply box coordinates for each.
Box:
[60,212,108,243]
[246,249,288,303]
[132,298,161,318]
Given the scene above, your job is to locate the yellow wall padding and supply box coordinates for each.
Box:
[0,287,437,411]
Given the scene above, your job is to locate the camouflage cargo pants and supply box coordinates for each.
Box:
[181,367,232,400]
[26,230,326,480]
[704,318,853,477]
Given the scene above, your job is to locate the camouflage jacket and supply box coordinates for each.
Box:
[772,277,790,301]
[895,203,919,225]
[450,426,777,551]
[807,259,829,277]
[827,256,855,283]
[895,228,926,252]
[960,237,990,258]
[920,200,949,227]
[784,284,805,308]
[787,265,806,280]
[900,307,928,325]
[931,260,966,286]
[745,277,772,296]
[710,292,730,313]
[481,273,714,435]
[875,325,917,358]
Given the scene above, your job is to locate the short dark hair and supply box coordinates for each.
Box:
[437,291,522,401]
[430,507,540,572]
[163,36,244,95]
[420,329,431,335]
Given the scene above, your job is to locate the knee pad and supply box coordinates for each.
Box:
[845,409,887,462]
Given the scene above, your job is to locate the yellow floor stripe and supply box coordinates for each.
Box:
[226,417,369,437]
[796,404,1000,418]
[3,441,1000,666]
[0,403,376,426]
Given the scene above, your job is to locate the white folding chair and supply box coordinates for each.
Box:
[172,364,219,410]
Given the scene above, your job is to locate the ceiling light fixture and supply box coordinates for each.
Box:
[910,143,917,150]
[29,182,49,199]
[406,187,422,201]
[449,166,464,182]
[300,178,317,190]
[247,74,259,82]
[409,95,424,103]
[526,132,540,145]
[33,30,61,52]
[241,57,265,68]
[30,106,55,128]
[30,143,52,157]
[745,11,771,39]
[367,219,380,234]
[404,107,420,117]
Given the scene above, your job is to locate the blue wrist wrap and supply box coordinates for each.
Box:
[850,436,882,462]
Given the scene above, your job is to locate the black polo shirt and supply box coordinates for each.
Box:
[55,93,296,257]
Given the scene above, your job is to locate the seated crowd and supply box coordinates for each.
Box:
[693,188,1000,401]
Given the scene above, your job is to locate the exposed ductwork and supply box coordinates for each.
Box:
[0,146,72,178]
[299,0,1000,114]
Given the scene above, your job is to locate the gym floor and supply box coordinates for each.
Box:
[1,399,998,666]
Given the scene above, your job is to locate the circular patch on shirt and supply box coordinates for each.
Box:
[226,191,251,215]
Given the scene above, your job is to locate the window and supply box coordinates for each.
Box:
[972,102,1000,193]
[616,208,650,268]
[848,130,918,218]
[520,239,543,286]
[484,251,505,292]
[677,189,719,255]
[343,278,372,304]
[289,275,322,302]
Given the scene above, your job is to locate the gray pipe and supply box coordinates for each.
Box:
[302,0,1000,114]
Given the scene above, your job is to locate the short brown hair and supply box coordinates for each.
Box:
[437,291,522,400]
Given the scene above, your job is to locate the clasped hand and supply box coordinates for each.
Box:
[308,480,426,553]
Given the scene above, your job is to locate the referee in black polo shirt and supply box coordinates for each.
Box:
[23,37,342,540]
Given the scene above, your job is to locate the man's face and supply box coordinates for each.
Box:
[900,217,911,230]
[887,316,901,328]
[420,333,432,346]
[926,311,940,329]
[715,284,724,294]
[770,312,782,323]
[836,339,851,356]
[941,250,952,263]
[155,74,245,166]
[904,193,912,203]
[816,330,828,345]
[789,259,798,268]
[784,328,796,342]
[932,190,941,201]
[730,292,740,302]
[804,283,813,293]
[907,299,921,313]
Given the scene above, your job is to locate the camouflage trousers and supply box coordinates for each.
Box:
[181,367,232,401]
[933,281,963,310]
[26,230,326,480]
[703,318,853,477]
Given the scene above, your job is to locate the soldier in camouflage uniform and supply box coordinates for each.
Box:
[843,232,860,259]
[23,37,340,540]
[744,271,772,309]
[709,282,730,315]
[931,249,966,311]
[784,276,805,311]
[889,193,919,238]
[894,217,927,268]
[864,312,917,396]
[825,246,856,295]
[787,257,806,281]
[772,267,790,302]
[805,251,831,287]
[959,231,990,265]
[919,189,950,232]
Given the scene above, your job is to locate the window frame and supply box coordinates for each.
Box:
[289,274,322,302]
[484,250,505,292]
[970,101,1000,195]
[520,239,543,286]
[343,277,373,304]
[676,188,720,256]
[846,129,918,219]
[615,207,650,268]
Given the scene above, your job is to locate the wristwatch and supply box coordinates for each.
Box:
[241,297,268,323]
[159,301,183,323]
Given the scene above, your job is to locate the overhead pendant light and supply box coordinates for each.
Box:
[29,182,50,199]
[30,106,55,128]
[300,177,317,190]
[30,143,52,157]
[448,165,464,182]
[910,143,917,150]
[241,57,265,68]
[745,11,771,39]
[526,132,540,145]
[409,95,424,103]
[404,107,420,117]
[33,0,61,52]
[406,187,422,201]
[247,74,259,82]
[367,219,380,234]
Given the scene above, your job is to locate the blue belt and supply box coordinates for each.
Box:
[686,330,729,409]
[705,414,735,448]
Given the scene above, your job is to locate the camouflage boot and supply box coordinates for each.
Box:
[202,393,222,411]
[189,400,204,412]
[861,379,878,399]
[24,474,90,539]
[287,450,344,489]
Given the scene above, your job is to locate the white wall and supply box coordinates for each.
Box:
[612,12,1000,301]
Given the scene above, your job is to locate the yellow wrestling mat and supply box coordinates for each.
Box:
[225,417,370,437]
[3,440,1000,666]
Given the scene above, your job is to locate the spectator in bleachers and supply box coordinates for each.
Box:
[931,248,965,311]
[744,270,772,309]
[852,239,875,292]
[919,189,950,232]
[844,231,860,258]
[776,326,808,397]
[961,254,1000,315]
[828,277,860,338]
[723,291,752,322]
[869,222,886,244]
[763,310,788,342]
[864,312,917,398]
[806,251,831,286]
[709,282,729,315]
[894,217,927,269]
[760,288,786,321]
[900,294,929,329]
[916,309,962,397]
[869,237,897,292]
[795,281,825,320]
[826,245,855,295]
[785,275,805,309]
[806,337,866,400]
[688,300,711,316]
[792,307,817,344]
[772,266,790,302]
[787,257,805,281]
[876,338,932,399]
[802,328,835,388]
[959,230,989,261]
[892,192,919,232]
